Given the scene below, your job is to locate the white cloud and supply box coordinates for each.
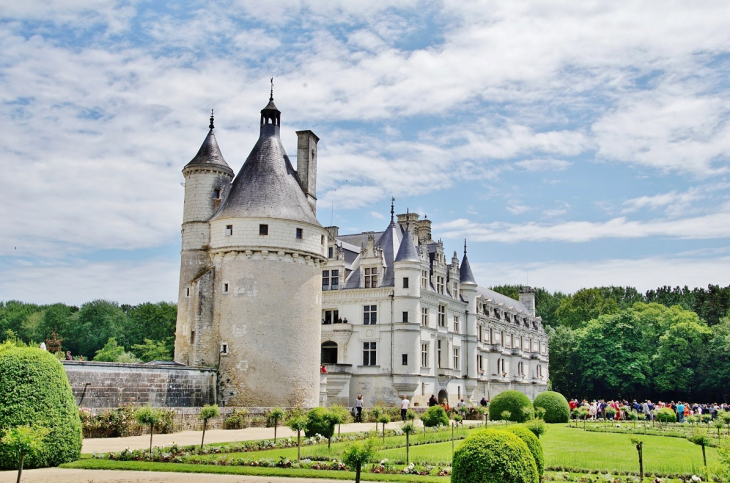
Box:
[515,159,572,172]
[473,256,730,295]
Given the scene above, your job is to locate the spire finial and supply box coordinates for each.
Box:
[406,208,410,230]
[464,239,467,255]
[390,197,395,223]
[209,109,214,129]
[270,77,274,101]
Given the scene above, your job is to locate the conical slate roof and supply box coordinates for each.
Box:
[212,99,320,226]
[460,241,477,284]
[375,220,403,287]
[395,227,419,262]
[184,128,234,175]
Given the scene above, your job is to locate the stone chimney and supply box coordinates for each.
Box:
[296,130,319,213]
[418,217,432,243]
[519,286,536,316]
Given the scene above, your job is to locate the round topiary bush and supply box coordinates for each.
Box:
[0,346,82,469]
[506,425,544,478]
[452,429,539,483]
[421,405,449,427]
[656,408,677,423]
[532,391,570,424]
[304,407,334,438]
[489,390,533,423]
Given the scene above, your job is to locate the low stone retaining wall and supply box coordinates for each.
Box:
[62,361,216,408]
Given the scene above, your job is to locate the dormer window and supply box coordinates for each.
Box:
[364,267,378,288]
[225,225,233,236]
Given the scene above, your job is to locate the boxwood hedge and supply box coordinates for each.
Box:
[489,390,533,423]
[0,346,82,469]
[656,407,677,423]
[304,407,334,438]
[421,405,450,427]
[452,429,539,483]
[506,425,544,478]
[532,391,570,423]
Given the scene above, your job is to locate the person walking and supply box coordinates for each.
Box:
[354,395,364,423]
[400,395,410,421]
[428,394,437,407]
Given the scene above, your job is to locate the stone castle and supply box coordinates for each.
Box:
[172,92,549,408]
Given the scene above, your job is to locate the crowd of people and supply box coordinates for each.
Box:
[569,398,730,421]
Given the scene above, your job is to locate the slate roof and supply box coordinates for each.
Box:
[394,227,419,262]
[212,100,320,226]
[459,252,477,284]
[184,128,234,175]
[376,221,404,286]
[476,286,530,313]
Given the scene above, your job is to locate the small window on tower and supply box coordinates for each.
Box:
[321,234,325,245]
[213,189,221,199]
[225,225,233,236]
[403,277,409,288]
[185,287,191,298]
[402,311,409,323]
[220,342,229,355]
[259,224,268,235]
[223,282,229,293]
[296,228,303,239]
[328,247,334,258]
[402,354,408,365]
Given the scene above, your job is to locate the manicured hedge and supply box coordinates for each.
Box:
[421,405,450,427]
[489,390,533,423]
[304,407,334,438]
[452,429,539,483]
[656,407,677,423]
[0,346,82,469]
[506,425,544,478]
[532,391,570,424]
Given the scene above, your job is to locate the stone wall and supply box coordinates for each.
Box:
[62,361,216,408]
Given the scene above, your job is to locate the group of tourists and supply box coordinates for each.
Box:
[569,398,730,421]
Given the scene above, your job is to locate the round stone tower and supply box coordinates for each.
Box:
[208,93,328,407]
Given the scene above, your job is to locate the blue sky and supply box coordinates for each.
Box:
[1,0,730,305]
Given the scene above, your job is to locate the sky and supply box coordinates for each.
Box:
[1,0,730,305]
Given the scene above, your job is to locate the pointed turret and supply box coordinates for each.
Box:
[395,210,420,262]
[459,240,477,285]
[184,110,234,176]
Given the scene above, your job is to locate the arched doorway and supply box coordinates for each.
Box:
[438,389,448,405]
[321,341,338,364]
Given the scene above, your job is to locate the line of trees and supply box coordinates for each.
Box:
[0,300,176,362]
[492,284,730,403]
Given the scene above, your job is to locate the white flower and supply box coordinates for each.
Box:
[691,476,701,482]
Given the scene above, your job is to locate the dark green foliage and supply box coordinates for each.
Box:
[489,390,533,423]
[0,346,82,469]
[506,425,545,477]
[421,405,449,427]
[304,407,334,439]
[533,391,570,423]
[656,408,677,423]
[451,429,539,483]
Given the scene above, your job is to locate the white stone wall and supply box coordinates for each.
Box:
[182,168,232,224]
[210,218,327,258]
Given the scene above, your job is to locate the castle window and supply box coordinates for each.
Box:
[296,228,303,239]
[191,330,195,344]
[454,315,459,333]
[494,308,500,319]
[453,347,460,370]
[478,355,483,372]
[259,224,268,235]
[322,271,329,290]
[213,189,221,199]
[222,282,230,293]
[321,341,338,364]
[185,287,191,298]
[402,354,408,365]
[437,339,442,368]
[477,326,482,342]
[364,267,378,288]
[328,247,334,258]
[421,270,428,288]
[402,311,409,323]
[225,225,233,236]
[421,343,429,367]
[403,277,409,289]
[438,305,446,327]
[330,270,339,289]
[363,305,377,325]
[421,307,429,326]
[322,309,338,324]
[362,342,377,366]
[436,276,445,294]
[220,342,229,355]
[321,235,325,245]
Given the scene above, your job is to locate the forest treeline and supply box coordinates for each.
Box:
[2,284,730,401]
[492,284,730,403]
[0,300,176,362]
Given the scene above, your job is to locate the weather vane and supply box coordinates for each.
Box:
[270,77,274,101]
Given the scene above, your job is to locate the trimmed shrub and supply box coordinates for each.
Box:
[532,391,570,424]
[490,390,533,423]
[656,408,677,423]
[506,425,545,478]
[452,429,539,483]
[304,407,334,439]
[421,405,449,427]
[0,347,82,469]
